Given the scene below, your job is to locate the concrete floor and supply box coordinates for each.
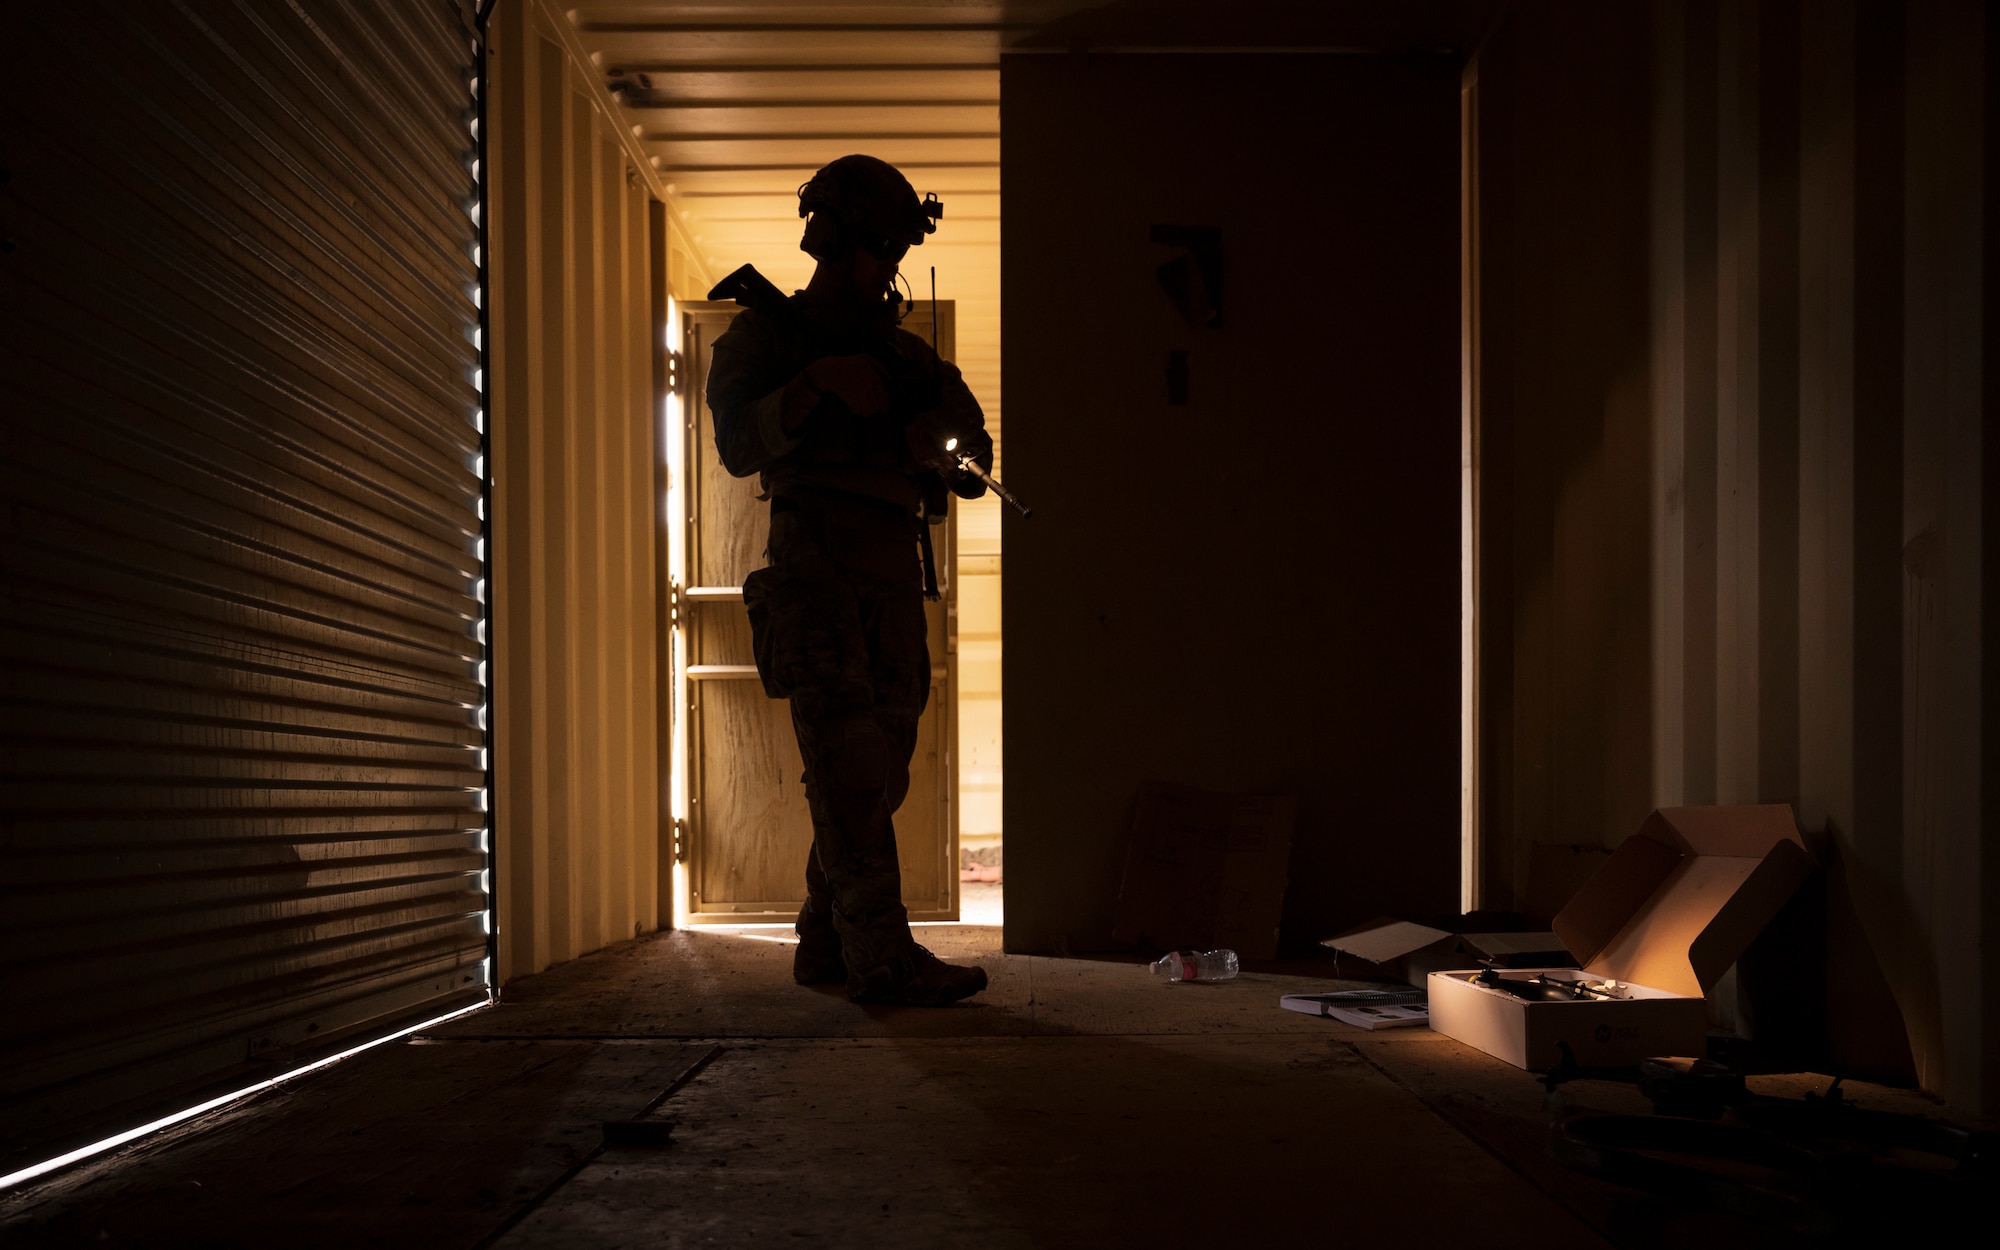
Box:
[0,922,1946,1248]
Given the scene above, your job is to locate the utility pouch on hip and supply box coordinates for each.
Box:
[741,566,788,699]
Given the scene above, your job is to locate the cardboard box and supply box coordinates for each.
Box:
[1428,805,1815,1070]
[1322,919,1573,987]
[1110,782,1295,961]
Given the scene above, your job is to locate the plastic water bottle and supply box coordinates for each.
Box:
[1150,949,1240,982]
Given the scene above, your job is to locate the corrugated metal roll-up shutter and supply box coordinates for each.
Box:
[0,0,491,1170]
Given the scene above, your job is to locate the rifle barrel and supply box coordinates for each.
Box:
[957,455,1032,519]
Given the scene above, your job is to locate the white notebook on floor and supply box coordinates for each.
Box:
[1279,989,1430,1030]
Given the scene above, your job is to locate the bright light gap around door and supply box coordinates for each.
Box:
[665,296,692,931]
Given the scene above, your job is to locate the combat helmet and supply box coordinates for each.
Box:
[798,154,943,261]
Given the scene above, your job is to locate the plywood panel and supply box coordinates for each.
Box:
[692,677,815,912]
[689,665,952,919]
[688,309,771,590]
[898,568,955,915]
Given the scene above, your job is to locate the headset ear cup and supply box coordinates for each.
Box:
[797,167,852,259]
[800,211,842,260]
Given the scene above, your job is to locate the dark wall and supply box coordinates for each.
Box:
[1469,3,1656,909]
[1001,52,1462,954]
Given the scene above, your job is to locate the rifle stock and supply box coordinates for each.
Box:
[707,263,790,320]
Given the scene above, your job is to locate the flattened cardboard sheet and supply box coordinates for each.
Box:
[1322,920,1572,987]
[1111,781,1294,960]
[1324,919,1450,966]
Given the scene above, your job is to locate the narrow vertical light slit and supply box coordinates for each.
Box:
[1459,72,1481,917]
[468,21,497,989]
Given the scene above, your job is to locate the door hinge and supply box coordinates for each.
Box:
[673,816,687,864]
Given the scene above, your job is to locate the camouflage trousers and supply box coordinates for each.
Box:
[741,494,929,973]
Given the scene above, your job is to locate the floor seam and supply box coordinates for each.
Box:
[1341,1040,1612,1247]
[414,1030,1360,1044]
[467,1043,724,1250]
[1027,956,1037,1031]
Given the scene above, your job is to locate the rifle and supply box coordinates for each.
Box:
[707,263,1032,520]
[942,437,1032,519]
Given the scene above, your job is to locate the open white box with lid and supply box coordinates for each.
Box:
[1427,805,1815,1070]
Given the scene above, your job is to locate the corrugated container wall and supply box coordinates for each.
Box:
[1,0,489,1170]
[1468,0,1997,1112]
[486,0,667,981]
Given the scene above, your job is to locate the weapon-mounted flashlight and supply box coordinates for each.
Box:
[939,436,1032,519]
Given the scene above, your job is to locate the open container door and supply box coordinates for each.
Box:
[675,300,958,924]
[1,0,491,1175]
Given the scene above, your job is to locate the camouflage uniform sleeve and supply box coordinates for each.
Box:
[706,309,805,479]
[896,330,993,501]
[940,357,993,501]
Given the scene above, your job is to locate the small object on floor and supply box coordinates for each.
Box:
[848,943,988,1006]
[602,1119,676,1148]
[1279,988,1429,1029]
[959,864,1001,882]
[1149,949,1239,982]
[1636,1055,1747,1119]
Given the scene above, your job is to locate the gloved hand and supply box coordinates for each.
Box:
[799,354,891,418]
[905,409,991,475]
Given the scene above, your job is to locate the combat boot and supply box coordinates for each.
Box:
[792,900,846,985]
[847,941,988,1006]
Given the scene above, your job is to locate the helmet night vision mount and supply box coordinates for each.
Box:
[798,154,943,263]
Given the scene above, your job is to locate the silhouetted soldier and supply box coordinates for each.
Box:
[705,155,994,1005]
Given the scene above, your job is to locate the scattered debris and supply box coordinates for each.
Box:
[1552,1075,1994,1238]
[1150,949,1239,982]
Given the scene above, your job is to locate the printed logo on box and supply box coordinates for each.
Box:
[1595,1024,1640,1043]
